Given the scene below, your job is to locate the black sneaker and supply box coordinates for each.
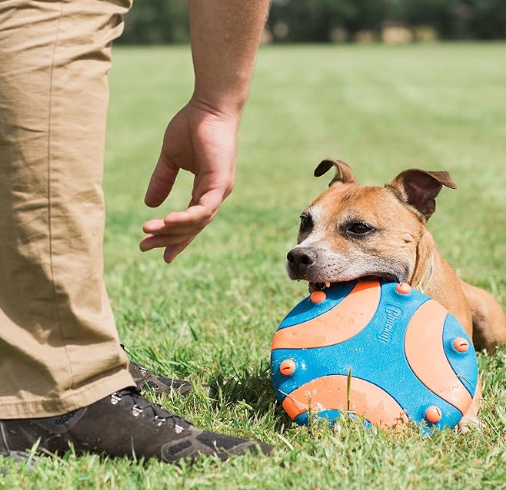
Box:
[0,388,271,463]
[128,359,192,397]
[122,345,192,397]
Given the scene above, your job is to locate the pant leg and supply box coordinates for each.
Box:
[0,0,135,418]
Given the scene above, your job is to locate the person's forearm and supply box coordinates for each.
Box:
[188,0,270,116]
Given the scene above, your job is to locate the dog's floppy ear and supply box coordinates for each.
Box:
[387,169,457,220]
[314,159,357,186]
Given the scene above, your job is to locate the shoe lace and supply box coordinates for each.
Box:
[111,388,190,430]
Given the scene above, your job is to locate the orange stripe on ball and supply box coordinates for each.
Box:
[404,300,472,415]
[271,280,381,350]
[282,375,408,428]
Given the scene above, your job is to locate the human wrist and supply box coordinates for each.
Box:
[190,90,247,120]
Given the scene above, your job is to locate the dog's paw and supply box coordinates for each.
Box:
[455,415,485,434]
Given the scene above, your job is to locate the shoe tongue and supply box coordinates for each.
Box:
[115,388,191,429]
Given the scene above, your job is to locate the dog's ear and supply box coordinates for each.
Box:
[387,169,457,220]
[314,159,357,186]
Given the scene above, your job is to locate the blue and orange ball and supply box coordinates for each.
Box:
[270,280,478,430]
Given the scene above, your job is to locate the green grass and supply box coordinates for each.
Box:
[3,43,506,489]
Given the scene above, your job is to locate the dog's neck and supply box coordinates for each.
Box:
[413,254,434,293]
[410,231,435,293]
[408,230,473,332]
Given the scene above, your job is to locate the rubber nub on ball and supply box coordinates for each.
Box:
[453,337,469,353]
[425,405,442,423]
[310,291,327,303]
[279,359,296,376]
[395,283,412,295]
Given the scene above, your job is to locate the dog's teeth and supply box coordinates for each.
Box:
[325,281,331,288]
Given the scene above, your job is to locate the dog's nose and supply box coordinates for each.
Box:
[287,247,317,269]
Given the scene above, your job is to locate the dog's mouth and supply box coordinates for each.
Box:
[308,272,400,293]
[308,281,331,293]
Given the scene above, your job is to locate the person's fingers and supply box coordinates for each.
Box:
[143,206,211,232]
[163,237,197,263]
[142,219,167,234]
[139,231,197,252]
[144,151,179,208]
[143,188,224,235]
[140,185,228,258]
[142,205,212,234]
[142,219,203,236]
[165,189,224,224]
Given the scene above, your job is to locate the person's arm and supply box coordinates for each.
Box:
[140,0,270,263]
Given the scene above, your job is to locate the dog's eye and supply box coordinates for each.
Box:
[299,213,313,233]
[347,222,374,235]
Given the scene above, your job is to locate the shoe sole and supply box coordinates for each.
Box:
[1,450,39,466]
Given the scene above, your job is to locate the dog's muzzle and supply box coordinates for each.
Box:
[286,247,319,278]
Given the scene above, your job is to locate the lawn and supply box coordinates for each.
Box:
[2,43,506,489]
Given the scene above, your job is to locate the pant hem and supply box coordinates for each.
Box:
[0,369,135,419]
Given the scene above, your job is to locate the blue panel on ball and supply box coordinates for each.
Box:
[442,314,478,396]
[278,281,355,330]
[294,410,372,428]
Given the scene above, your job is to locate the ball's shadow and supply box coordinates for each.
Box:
[207,366,291,430]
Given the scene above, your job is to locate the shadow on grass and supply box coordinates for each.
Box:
[207,365,292,431]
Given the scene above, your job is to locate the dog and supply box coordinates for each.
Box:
[286,158,506,429]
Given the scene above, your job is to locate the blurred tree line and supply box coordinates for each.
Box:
[119,0,506,44]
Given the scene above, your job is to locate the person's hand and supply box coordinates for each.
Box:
[140,97,240,263]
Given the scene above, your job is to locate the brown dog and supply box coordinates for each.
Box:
[286,159,506,428]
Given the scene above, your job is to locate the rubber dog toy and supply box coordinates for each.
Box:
[271,279,478,430]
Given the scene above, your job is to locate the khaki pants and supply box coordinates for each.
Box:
[0,0,136,418]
